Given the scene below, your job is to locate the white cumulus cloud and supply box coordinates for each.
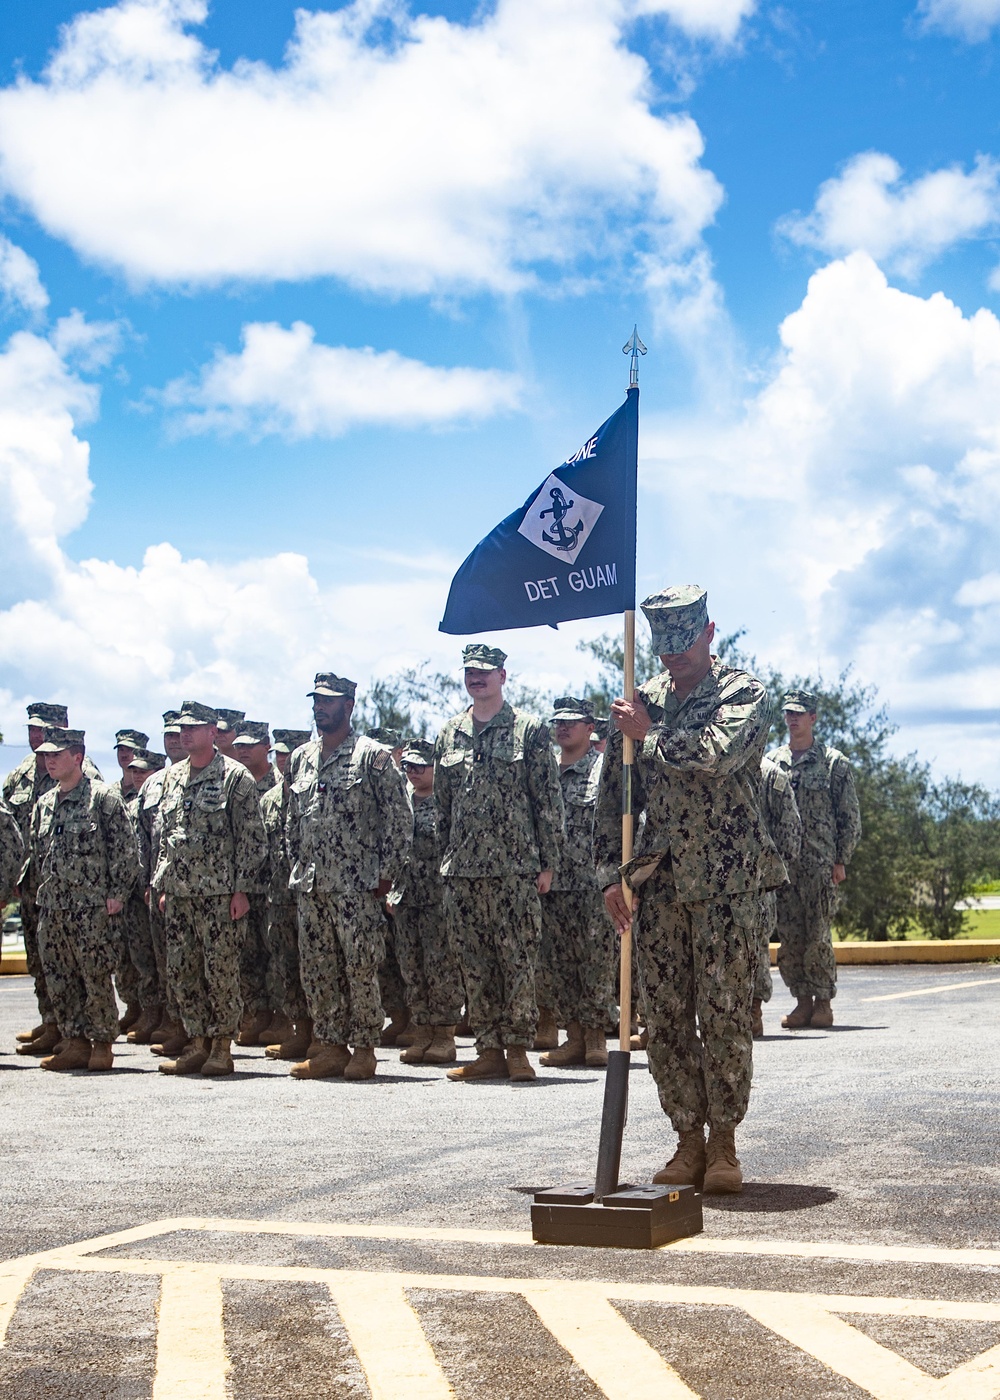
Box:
[630,0,755,43]
[159,321,523,439]
[0,0,723,299]
[917,0,1000,40]
[0,235,49,314]
[778,151,1000,278]
[640,251,1000,781]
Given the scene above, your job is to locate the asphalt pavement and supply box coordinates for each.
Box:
[0,962,998,1399]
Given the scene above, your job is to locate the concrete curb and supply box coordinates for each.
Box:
[769,940,1000,966]
[1,954,27,975]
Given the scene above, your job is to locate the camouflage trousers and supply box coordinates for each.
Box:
[443,875,541,1050]
[754,891,776,1004]
[18,876,55,1024]
[123,890,159,1008]
[149,889,180,1022]
[297,890,386,1047]
[115,937,141,1009]
[636,867,756,1132]
[537,889,615,1030]
[776,869,837,1000]
[239,894,271,1016]
[379,927,407,1016]
[390,901,464,1026]
[37,905,121,1042]
[266,900,307,1022]
[164,894,242,1039]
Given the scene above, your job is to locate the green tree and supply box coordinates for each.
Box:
[911,779,1000,939]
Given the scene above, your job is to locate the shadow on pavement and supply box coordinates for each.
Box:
[703,1182,838,1213]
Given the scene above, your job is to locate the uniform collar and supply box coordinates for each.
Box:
[186,751,225,787]
[455,700,514,738]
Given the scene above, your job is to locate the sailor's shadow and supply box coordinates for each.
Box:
[703,1182,838,1213]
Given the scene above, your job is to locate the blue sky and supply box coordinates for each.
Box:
[2,0,1000,779]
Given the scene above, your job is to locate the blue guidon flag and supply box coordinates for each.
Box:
[439,389,637,633]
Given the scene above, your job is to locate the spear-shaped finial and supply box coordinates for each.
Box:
[622,325,647,389]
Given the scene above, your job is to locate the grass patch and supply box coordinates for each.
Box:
[835,908,1000,941]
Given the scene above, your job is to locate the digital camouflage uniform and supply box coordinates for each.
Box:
[595,658,780,1132]
[260,779,307,1021]
[0,800,24,904]
[537,750,614,1030]
[237,763,283,1018]
[31,775,139,1043]
[116,778,159,1011]
[286,735,413,1047]
[387,791,463,1027]
[137,767,178,1021]
[769,739,862,1001]
[435,702,564,1050]
[4,745,102,1026]
[754,757,802,1003]
[153,752,268,1039]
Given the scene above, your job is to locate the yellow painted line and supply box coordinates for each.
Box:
[742,1295,947,1400]
[331,1277,455,1399]
[862,977,1000,1002]
[0,1262,35,1346]
[524,1284,700,1399]
[12,1215,1000,1273]
[31,1256,1000,1324]
[152,1265,229,1400]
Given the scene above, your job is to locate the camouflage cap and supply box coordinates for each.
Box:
[115,728,149,751]
[214,708,245,733]
[462,643,507,671]
[367,726,402,748]
[272,728,312,754]
[401,738,435,766]
[232,720,270,747]
[308,673,357,699]
[128,749,167,772]
[641,585,709,656]
[26,702,68,728]
[550,696,594,723]
[162,709,182,735]
[177,700,219,727]
[782,688,819,714]
[590,718,610,740]
[36,726,85,753]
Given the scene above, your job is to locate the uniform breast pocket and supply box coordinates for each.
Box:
[196,798,229,835]
[439,751,471,785]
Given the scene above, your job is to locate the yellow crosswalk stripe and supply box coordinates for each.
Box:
[331,1278,455,1399]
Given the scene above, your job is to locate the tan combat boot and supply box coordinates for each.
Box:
[127,1005,162,1044]
[16,1022,60,1056]
[41,1036,92,1072]
[532,1007,558,1051]
[751,999,764,1039]
[505,1046,536,1082]
[703,1127,742,1194]
[289,1042,351,1079]
[447,1048,508,1081]
[810,999,834,1028]
[258,1011,293,1046]
[15,1022,46,1044]
[236,1010,271,1047]
[201,1037,234,1076]
[118,1003,141,1034]
[539,1021,585,1068]
[88,1041,114,1071]
[344,1046,377,1080]
[380,1010,409,1047]
[399,1025,434,1064]
[584,1025,609,1068]
[781,997,813,1029]
[151,1025,189,1057]
[159,1036,211,1075]
[422,1026,457,1065]
[265,1018,313,1061]
[652,1128,707,1188]
[629,1026,649,1051]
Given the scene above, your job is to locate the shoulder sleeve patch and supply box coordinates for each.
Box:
[372,749,391,772]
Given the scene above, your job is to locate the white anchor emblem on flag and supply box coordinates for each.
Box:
[517,473,605,564]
